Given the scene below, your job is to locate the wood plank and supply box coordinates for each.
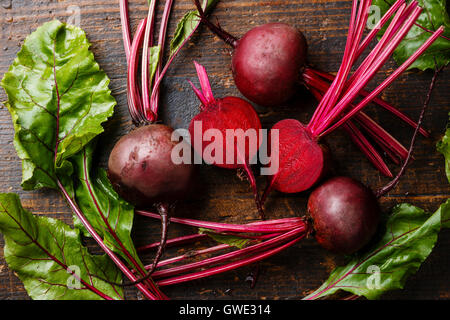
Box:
[0,0,448,300]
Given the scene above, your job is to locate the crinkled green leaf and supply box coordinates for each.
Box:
[372,0,450,71]
[305,200,450,300]
[0,193,123,300]
[149,46,161,83]
[199,228,250,249]
[69,141,143,270]
[1,20,116,190]
[170,0,220,56]
[437,113,450,184]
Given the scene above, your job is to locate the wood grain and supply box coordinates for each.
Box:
[0,0,449,300]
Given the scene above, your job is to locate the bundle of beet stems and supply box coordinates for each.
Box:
[133,0,443,288]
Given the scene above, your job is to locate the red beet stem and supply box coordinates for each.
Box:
[141,0,158,123]
[127,19,147,125]
[150,0,174,117]
[135,210,304,233]
[193,0,239,48]
[137,234,209,253]
[320,26,444,137]
[343,121,393,177]
[156,233,306,287]
[312,4,422,136]
[151,228,304,280]
[304,67,430,137]
[149,0,211,107]
[119,0,131,60]
[152,244,231,269]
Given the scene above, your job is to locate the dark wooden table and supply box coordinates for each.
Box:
[0,0,449,300]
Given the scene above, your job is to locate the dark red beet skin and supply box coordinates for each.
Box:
[269,119,328,193]
[189,96,262,170]
[108,124,194,207]
[232,23,307,107]
[307,177,380,255]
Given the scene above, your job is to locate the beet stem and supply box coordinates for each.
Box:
[193,0,239,48]
[320,25,444,137]
[304,67,430,137]
[376,64,443,198]
[305,72,410,161]
[147,203,171,274]
[156,233,306,287]
[127,19,147,125]
[150,0,174,118]
[137,233,209,253]
[149,0,211,108]
[119,0,131,61]
[141,0,158,123]
[309,86,394,177]
[242,161,266,220]
[135,210,304,233]
[343,121,393,177]
[314,5,423,136]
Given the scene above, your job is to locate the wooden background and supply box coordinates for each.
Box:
[0,0,449,300]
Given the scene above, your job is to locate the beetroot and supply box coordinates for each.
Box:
[108,124,194,207]
[266,119,328,194]
[232,23,307,106]
[307,177,380,254]
[188,62,264,218]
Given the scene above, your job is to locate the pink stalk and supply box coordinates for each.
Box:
[311,0,371,129]
[314,6,424,136]
[127,19,147,125]
[355,112,408,160]
[141,0,158,123]
[304,68,430,137]
[149,0,210,107]
[136,210,305,233]
[151,0,175,117]
[157,234,306,287]
[151,228,304,279]
[320,26,444,137]
[356,0,406,57]
[343,1,417,92]
[57,179,165,300]
[119,0,131,60]
[343,122,393,177]
[153,244,231,269]
[138,234,209,253]
[309,87,393,176]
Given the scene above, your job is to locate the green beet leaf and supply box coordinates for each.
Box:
[199,228,250,249]
[305,200,450,300]
[170,0,220,56]
[0,193,123,300]
[1,20,116,190]
[69,141,144,271]
[371,0,450,71]
[437,114,450,184]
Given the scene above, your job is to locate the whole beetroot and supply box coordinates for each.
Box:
[232,23,307,106]
[108,124,194,208]
[307,176,380,255]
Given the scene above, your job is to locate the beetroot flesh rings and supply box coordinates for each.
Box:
[232,23,308,107]
[268,119,328,194]
[307,177,380,255]
[188,61,264,218]
[108,124,194,208]
[188,96,262,169]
